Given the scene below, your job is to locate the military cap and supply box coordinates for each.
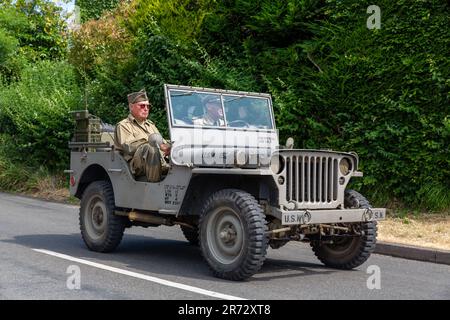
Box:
[202,95,221,105]
[127,89,149,104]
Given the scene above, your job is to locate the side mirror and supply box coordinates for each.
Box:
[285,137,294,149]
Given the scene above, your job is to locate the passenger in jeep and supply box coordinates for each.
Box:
[114,89,171,182]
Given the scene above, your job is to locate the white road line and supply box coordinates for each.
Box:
[33,249,246,300]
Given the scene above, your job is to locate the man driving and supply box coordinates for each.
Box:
[192,95,225,126]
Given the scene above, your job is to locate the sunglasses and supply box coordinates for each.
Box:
[136,103,151,109]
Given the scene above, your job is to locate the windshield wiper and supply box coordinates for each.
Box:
[171,92,194,97]
[226,96,247,102]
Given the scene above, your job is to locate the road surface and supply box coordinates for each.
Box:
[0,192,448,300]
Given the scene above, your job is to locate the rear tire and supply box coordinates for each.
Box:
[310,190,377,269]
[79,181,126,252]
[199,189,268,281]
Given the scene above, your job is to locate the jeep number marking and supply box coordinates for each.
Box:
[164,185,186,206]
[282,211,312,225]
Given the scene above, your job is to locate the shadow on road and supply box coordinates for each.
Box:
[4,233,339,282]
[255,258,338,281]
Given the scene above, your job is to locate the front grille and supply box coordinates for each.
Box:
[285,155,338,203]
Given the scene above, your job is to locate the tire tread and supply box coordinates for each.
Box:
[310,190,378,269]
[199,189,268,281]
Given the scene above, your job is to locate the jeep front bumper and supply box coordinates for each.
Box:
[275,208,386,225]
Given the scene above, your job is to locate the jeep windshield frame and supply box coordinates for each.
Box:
[164,84,276,132]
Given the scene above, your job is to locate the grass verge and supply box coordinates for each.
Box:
[378,211,450,251]
[0,136,78,204]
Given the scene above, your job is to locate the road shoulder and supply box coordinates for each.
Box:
[375,241,450,265]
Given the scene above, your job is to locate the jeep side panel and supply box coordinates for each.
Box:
[70,151,191,214]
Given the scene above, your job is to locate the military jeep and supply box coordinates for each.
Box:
[67,84,386,281]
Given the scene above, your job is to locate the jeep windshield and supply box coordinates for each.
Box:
[168,89,274,130]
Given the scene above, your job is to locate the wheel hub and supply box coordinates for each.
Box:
[84,195,107,240]
[93,206,104,227]
[206,207,244,265]
[219,225,237,243]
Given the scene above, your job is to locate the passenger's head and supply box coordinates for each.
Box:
[203,95,223,120]
[128,89,151,122]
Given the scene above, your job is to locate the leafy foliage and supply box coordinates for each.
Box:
[283,0,450,209]
[0,61,82,170]
[0,0,68,61]
[75,0,120,22]
[0,5,28,82]
[0,0,69,83]
[69,2,136,124]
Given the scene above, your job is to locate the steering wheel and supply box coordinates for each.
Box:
[228,120,250,128]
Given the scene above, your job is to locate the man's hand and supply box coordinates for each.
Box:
[159,143,171,156]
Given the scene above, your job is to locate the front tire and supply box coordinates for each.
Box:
[79,181,127,252]
[199,189,268,281]
[311,190,378,269]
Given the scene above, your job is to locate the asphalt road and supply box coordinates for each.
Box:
[0,192,449,300]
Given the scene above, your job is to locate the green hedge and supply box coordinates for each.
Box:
[0,60,82,170]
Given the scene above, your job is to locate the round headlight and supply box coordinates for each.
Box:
[339,158,352,176]
[270,155,284,174]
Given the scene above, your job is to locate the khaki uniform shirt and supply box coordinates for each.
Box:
[192,114,225,126]
[114,114,167,161]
